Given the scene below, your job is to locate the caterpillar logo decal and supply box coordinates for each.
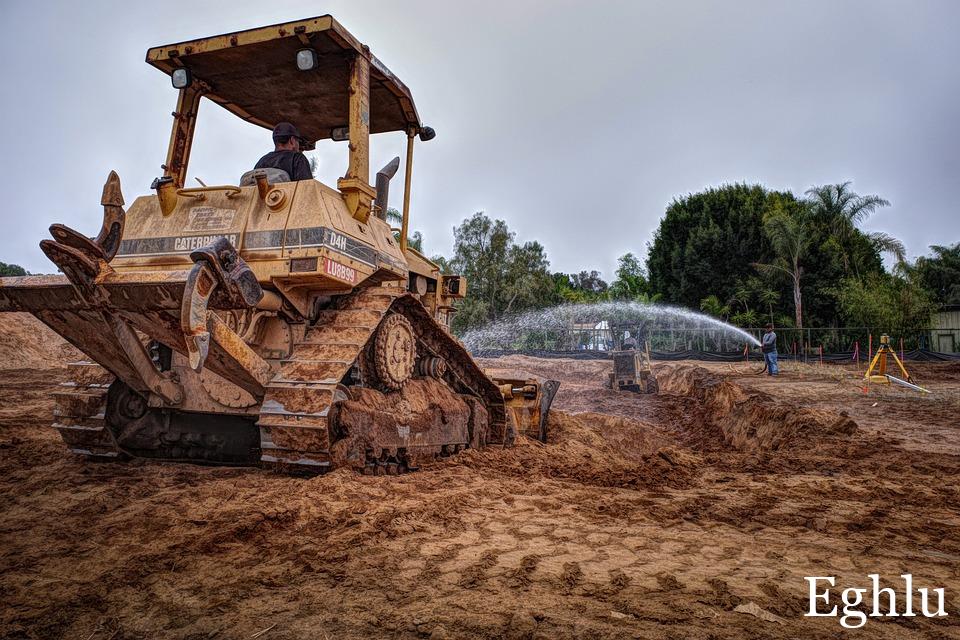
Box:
[173,234,239,252]
[324,257,356,283]
[116,226,396,275]
[117,234,240,256]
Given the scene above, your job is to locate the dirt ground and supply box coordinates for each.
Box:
[2,313,960,639]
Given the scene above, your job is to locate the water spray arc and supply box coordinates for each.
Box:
[462,301,761,354]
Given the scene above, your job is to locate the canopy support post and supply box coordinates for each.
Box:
[163,85,202,189]
[338,52,376,223]
[400,131,415,253]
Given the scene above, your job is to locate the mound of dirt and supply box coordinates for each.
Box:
[477,354,610,385]
[654,364,748,411]
[435,409,701,489]
[0,312,80,370]
[655,364,858,451]
[555,411,672,459]
[719,397,858,451]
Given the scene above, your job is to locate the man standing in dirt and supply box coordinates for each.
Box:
[762,323,779,376]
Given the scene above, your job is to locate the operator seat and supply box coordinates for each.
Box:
[239,168,290,186]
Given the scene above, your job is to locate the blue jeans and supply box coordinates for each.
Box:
[764,351,779,376]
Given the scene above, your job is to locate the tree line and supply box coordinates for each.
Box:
[430,182,958,336]
[0,262,27,277]
[427,212,657,334]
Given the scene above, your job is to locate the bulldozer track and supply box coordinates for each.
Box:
[54,362,261,466]
[51,361,123,460]
[258,287,507,474]
[47,288,509,474]
[257,288,394,471]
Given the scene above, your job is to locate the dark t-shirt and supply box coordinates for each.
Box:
[762,331,777,353]
[254,150,313,181]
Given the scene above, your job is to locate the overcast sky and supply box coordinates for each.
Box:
[1,0,957,279]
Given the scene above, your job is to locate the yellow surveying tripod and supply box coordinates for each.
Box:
[864,334,913,384]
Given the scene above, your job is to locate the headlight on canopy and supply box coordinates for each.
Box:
[296,49,318,71]
[171,67,192,89]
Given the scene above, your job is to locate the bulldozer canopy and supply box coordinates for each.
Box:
[146,15,421,147]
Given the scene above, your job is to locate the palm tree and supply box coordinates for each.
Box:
[757,288,779,325]
[867,231,906,266]
[914,243,960,304]
[699,295,731,321]
[753,203,812,330]
[406,231,424,252]
[730,309,761,328]
[805,181,888,235]
[804,182,903,273]
[385,207,423,252]
[729,280,753,314]
[385,207,403,227]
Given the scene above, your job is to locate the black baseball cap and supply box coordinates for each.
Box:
[272,122,303,142]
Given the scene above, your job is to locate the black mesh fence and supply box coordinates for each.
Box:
[472,326,960,363]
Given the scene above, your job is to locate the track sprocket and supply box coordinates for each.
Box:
[373,313,416,390]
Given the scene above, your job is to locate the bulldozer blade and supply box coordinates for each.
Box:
[487,374,561,444]
[538,379,561,442]
[0,273,270,400]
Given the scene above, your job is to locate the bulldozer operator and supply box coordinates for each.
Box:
[253,122,314,181]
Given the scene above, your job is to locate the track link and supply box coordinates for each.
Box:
[52,361,123,460]
[257,287,398,472]
[257,287,506,474]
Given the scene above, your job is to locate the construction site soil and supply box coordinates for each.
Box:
[2,312,959,639]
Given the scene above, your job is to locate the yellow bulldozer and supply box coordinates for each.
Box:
[0,15,558,474]
[606,331,658,394]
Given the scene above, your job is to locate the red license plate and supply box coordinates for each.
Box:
[324,257,356,283]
